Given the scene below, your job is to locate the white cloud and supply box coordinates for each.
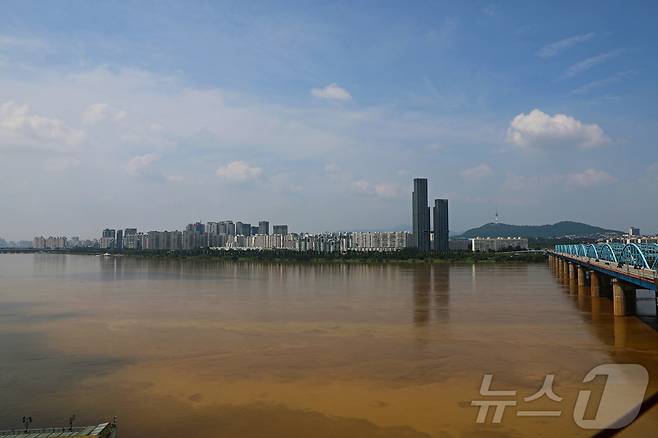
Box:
[0,35,48,50]
[216,160,263,184]
[0,101,85,152]
[270,172,302,193]
[353,180,402,198]
[571,71,635,95]
[82,103,127,125]
[538,33,595,58]
[482,4,498,16]
[563,49,625,79]
[125,153,160,176]
[310,83,352,101]
[324,163,341,174]
[460,164,493,180]
[503,169,615,191]
[565,169,616,187]
[506,108,609,149]
[0,62,537,237]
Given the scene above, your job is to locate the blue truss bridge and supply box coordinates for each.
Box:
[556,243,658,271]
[548,243,657,317]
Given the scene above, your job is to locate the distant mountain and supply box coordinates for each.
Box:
[458,221,622,239]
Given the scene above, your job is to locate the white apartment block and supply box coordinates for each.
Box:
[470,237,528,252]
[350,231,413,252]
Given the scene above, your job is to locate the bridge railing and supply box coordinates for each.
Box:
[554,243,658,271]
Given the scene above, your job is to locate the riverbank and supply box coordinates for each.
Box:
[6,248,548,264]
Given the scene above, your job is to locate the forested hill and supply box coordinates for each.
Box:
[459,221,622,239]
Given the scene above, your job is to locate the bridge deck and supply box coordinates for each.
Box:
[549,251,657,291]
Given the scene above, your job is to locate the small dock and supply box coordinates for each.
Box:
[0,422,116,438]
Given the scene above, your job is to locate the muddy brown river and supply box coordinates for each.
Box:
[1,254,657,436]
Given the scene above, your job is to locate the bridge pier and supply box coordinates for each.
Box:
[601,274,613,297]
[612,279,636,317]
[568,262,576,287]
[577,266,586,286]
[590,271,600,297]
[569,263,578,294]
[558,258,564,280]
[577,266,588,296]
[562,259,568,281]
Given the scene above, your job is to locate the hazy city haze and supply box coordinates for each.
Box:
[1,1,657,239]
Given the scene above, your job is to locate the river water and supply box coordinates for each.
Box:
[0,254,657,437]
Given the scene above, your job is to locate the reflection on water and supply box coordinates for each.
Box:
[1,254,658,437]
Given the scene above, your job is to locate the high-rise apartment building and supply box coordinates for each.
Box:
[272,225,288,235]
[236,222,252,236]
[433,199,449,255]
[258,221,270,235]
[207,222,220,235]
[412,178,430,252]
[186,222,205,234]
[217,220,235,235]
[116,229,123,250]
[100,228,116,249]
[124,228,137,249]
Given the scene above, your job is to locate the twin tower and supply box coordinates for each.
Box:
[412,178,448,254]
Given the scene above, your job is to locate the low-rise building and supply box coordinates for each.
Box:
[32,236,46,249]
[448,239,471,251]
[470,237,528,252]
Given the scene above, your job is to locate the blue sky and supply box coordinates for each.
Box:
[1,1,657,239]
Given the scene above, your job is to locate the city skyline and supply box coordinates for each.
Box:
[18,175,646,250]
[24,177,446,249]
[5,208,651,244]
[1,2,658,240]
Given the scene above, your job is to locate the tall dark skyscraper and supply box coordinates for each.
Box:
[116,229,123,250]
[412,178,430,252]
[433,199,449,255]
[259,221,270,235]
